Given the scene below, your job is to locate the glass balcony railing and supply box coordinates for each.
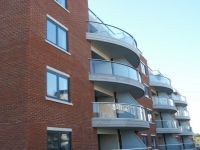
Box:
[90,59,141,82]
[156,120,179,128]
[93,102,147,121]
[149,75,171,86]
[171,94,187,103]
[183,143,195,149]
[87,21,138,48]
[181,126,193,132]
[153,96,175,107]
[176,110,190,117]
[158,144,183,150]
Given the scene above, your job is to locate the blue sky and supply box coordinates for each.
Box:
[89,0,200,133]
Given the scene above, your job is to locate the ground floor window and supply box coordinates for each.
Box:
[47,127,72,150]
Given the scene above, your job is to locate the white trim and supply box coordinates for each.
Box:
[141,133,147,136]
[47,14,68,31]
[151,134,156,136]
[54,0,70,13]
[45,40,71,55]
[47,127,72,132]
[46,65,70,77]
[46,96,73,105]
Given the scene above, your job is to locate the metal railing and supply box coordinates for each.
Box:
[181,126,193,132]
[93,102,147,121]
[158,143,183,150]
[171,94,187,103]
[183,143,196,149]
[149,75,171,86]
[155,120,179,128]
[153,96,175,107]
[90,59,142,83]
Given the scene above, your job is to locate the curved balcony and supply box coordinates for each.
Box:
[171,94,187,106]
[149,75,173,94]
[92,102,150,130]
[86,21,140,68]
[153,97,177,113]
[156,120,181,134]
[175,110,190,120]
[89,59,145,98]
[180,126,194,136]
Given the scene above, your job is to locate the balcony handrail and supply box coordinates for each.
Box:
[89,58,138,71]
[152,96,175,106]
[171,94,187,102]
[155,120,179,128]
[158,143,183,146]
[149,74,171,86]
[93,102,147,121]
[90,59,142,83]
[92,102,145,109]
[176,110,190,116]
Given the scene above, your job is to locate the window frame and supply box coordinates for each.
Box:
[47,127,72,150]
[144,84,150,98]
[54,0,69,12]
[140,62,148,75]
[46,15,69,53]
[46,66,71,104]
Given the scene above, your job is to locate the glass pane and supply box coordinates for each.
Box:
[113,63,128,78]
[58,77,68,100]
[47,132,59,150]
[58,27,67,50]
[60,133,70,150]
[56,0,66,8]
[47,20,57,44]
[47,72,57,98]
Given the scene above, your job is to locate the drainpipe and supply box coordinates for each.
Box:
[114,92,123,149]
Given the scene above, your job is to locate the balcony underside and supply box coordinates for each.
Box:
[150,83,173,94]
[153,105,177,113]
[175,116,191,120]
[180,131,194,136]
[89,74,144,99]
[156,128,182,134]
[174,100,188,107]
[92,118,150,130]
[86,33,140,68]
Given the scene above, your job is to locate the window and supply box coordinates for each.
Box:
[144,85,149,98]
[147,111,153,122]
[55,0,67,9]
[47,68,69,102]
[151,135,157,149]
[47,17,68,51]
[141,62,147,75]
[47,129,71,150]
[141,135,148,147]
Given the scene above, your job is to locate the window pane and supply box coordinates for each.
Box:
[47,20,57,44]
[141,63,147,75]
[60,133,71,150]
[58,27,67,50]
[58,77,68,100]
[47,132,59,150]
[47,72,57,98]
[56,0,66,8]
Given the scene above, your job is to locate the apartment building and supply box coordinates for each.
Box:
[0,0,195,150]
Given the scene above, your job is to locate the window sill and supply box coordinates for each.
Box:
[45,40,71,56]
[54,0,70,13]
[46,96,73,106]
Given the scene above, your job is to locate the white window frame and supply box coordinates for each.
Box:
[141,61,147,75]
[46,14,71,55]
[46,66,73,105]
[54,0,70,13]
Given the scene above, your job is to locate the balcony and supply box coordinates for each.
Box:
[149,75,173,94]
[153,96,177,113]
[158,143,183,150]
[183,143,196,149]
[89,59,145,98]
[86,19,140,67]
[175,110,190,120]
[156,120,181,134]
[180,126,194,136]
[171,94,187,106]
[92,102,150,130]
